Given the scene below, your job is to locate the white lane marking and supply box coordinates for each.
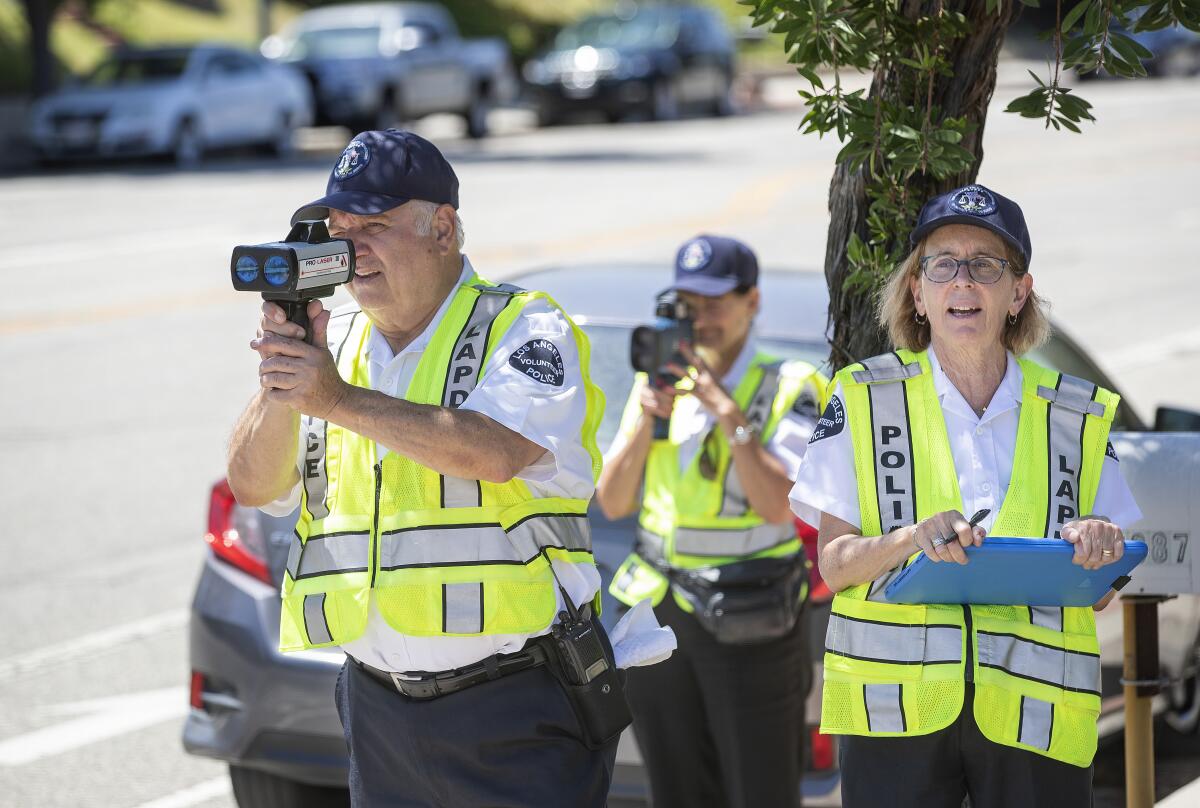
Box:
[1102,327,1200,373]
[0,609,187,680]
[129,777,232,808]
[0,687,186,766]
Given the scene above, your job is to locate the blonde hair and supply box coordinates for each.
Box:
[410,200,466,250]
[878,235,1050,355]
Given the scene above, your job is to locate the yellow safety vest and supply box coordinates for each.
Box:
[821,349,1119,767]
[609,352,826,611]
[279,274,605,651]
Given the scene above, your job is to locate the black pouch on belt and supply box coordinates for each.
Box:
[542,610,632,750]
[671,553,807,645]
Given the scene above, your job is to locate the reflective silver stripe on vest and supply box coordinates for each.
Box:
[825,613,963,665]
[440,284,520,508]
[303,593,333,645]
[637,527,667,563]
[976,630,1101,695]
[851,353,921,385]
[857,354,918,541]
[864,683,906,732]
[288,531,371,579]
[442,582,483,634]
[1030,606,1064,633]
[1018,695,1054,750]
[378,515,590,570]
[674,522,796,558]
[719,362,783,518]
[1040,374,1097,538]
[303,310,361,521]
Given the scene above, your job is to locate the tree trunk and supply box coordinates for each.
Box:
[824,0,1022,369]
[23,0,58,97]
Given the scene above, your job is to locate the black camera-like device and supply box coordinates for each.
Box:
[230,221,355,339]
[630,290,694,439]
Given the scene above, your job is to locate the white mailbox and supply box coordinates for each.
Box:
[1111,432,1200,596]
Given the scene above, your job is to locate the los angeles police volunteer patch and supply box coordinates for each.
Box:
[809,395,845,443]
[509,339,565,386]
[334,139,370,180]
[1106,441,1120,462]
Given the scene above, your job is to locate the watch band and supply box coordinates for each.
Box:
[731,424,755,446]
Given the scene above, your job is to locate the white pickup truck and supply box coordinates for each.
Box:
[262,2,517,138]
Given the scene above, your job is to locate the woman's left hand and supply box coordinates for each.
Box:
[666,344,738,420]
[1062,518,1125,570]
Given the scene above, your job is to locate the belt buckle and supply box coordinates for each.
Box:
[389,671,432,698]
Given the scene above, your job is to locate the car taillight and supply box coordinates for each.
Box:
[189,670,206,710]
[205,479,273,585]
[810,727,834,770]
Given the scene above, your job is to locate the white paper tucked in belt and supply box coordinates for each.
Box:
[609,599,677,669]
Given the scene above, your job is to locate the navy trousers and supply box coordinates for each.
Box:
[335,658,618,808]
[838,684,1094,808]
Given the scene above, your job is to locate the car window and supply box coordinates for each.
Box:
[85,53,189,85]
[283,26,382,60]
[581,323,828,452]
[556,11,681,50]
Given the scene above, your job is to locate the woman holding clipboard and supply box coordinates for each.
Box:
[789,184,1142,808]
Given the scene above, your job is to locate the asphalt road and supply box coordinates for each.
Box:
[1,74,1199,808]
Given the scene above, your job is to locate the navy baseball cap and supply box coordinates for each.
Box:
[291,129,459,225]
[910,184,1032,266]
[669,235,759,296]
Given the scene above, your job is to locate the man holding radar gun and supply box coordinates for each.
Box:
[224,129,671,807]
[597,235,827,808]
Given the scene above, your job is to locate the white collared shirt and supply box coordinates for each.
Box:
[604,337,822,484]
[789,347,1142,533]
[263,256,599,673]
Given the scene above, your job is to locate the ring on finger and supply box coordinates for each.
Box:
[1101,548,1114,557]
[930,534,949,548]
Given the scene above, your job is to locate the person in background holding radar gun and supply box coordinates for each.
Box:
[598,235,828,808]
[789,184,1144,808]
[629,289,693,440]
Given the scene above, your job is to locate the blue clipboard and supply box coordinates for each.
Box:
[883,537,1148,606]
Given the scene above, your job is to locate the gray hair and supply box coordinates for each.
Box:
[410,200,465,250]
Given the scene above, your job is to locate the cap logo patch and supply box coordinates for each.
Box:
[509,339,565,386]
[333,139,371,181]
[679,238,713,272]
[949,185,996,216]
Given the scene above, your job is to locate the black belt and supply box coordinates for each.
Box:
[349,641,549,701]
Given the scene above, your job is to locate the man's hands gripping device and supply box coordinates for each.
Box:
[231,221,355,340]
[630,290,693,440]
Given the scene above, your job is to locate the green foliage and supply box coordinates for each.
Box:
[740,0,1199,300]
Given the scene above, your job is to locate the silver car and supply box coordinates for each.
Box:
[29,44,313,166]
[183,264,1200,806]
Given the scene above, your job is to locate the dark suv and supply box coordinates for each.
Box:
[522,5,736,125]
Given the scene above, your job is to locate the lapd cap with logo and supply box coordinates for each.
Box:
[670,235,759,296]
[291,129,459,225]
[910,184,1032,267]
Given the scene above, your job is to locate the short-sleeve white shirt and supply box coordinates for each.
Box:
[262,256,600,673]
[788,347,1142,533]
[603,337,822,483]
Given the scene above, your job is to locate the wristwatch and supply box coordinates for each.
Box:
[730,424,755,446]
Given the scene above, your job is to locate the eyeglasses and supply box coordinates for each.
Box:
[920,255,1012,284]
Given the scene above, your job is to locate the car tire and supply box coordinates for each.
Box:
[228,764,350,808]
[651,78,679,122]
[465,93,490,140]
[172,119,204,168]
[270,111,295,159]
[1166,647,1200,735]
[373,89,403,131]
